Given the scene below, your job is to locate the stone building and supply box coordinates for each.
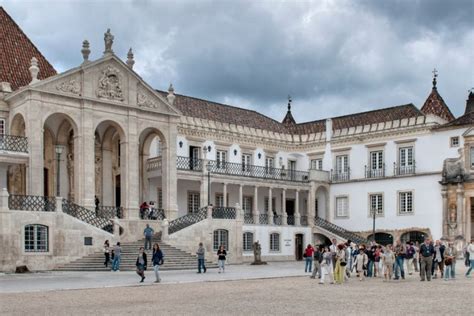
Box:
[0,7,473,271]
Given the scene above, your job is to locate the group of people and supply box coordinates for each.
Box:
[139,201,160,220]
[303,238,474,284]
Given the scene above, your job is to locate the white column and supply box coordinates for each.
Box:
[253,186,259,223]
[102,147,114,206]
[0,164,8,190]
[295,189,300,226]
[162,123,178,219]
[268,187,273,224]
[239,184,243,207]
[223,183,227,207]
[124,111,140,219]
[200,180,206,209]
[282,188,287,225]
[77,108,95,209]
[456,183,464,236]
[27,115,44,196]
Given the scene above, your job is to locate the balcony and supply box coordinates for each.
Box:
[146,156,162,172]
[177,156,203,171]
[393,161,416,176]
[0,134,28,153]
[365,164,385,178]
[330,168,351,182]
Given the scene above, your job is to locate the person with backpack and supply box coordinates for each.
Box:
[136,247,147,283]
[152,243,164,283]
[143,224,154,250]
[304,244,314,273]
[311,245,323,279]
[406,241,416,275]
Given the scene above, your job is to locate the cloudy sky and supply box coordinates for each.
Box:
[3,0,473,122]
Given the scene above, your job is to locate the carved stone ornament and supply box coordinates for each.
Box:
[137,86,159,109]
[442,157,470,183]
[96,66,124,101]
[56,79,81,95]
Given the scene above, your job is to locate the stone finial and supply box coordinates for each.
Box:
[29,57,39,84]
[81,40,91,63]
[432,68,438,89]
[103,28,114,55]
[167,83,176,105]
[126,48,135,69]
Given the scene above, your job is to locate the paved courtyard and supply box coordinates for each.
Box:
[1,262,473,315]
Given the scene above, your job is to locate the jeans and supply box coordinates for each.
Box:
[144,236,152,250]
[466,259,474,276]
[394,256,405,279]
[305,258,313,272]
[112,255,121,271]
[444,264,453,280]
[218,260,225,272]
[153,264,161,281]
[367,260,373,277]
[198,258,206,273]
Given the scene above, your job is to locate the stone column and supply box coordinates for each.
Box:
[102,147,114,206]
[56,196,63,213]
[282,188,287,225]
[0,164,8,191]
[441,188,448,238]
[268,187,273,224]
[0,188,9,210]
[161,219,169,241]
[456,183,464,237]
[124,111,140,219]
[234,202,244,263]
[162,123,178,219]
[239,184,243,207]
[309,184,316,227]
[223,182,227,207]
[253,186,259,224]
[77,108,95,210]
[27,112,44,196]
[295,189,300,226]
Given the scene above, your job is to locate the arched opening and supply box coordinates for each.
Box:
[42,113,77,198]
[400,231,427,244]
[315,186,329,220]
[313,233,331,246]
[139,127,167,217]
[94,120,126,210]
[367,232,394,246]
[7,114,27,195]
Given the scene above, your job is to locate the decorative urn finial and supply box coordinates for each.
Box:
[126,48,135,68]
[29,57,39,84]
[81,40,91,63]
[432,68,438,89]
[103,28,114,55]
[167,83,176,105]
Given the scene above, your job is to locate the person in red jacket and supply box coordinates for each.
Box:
[304,244,315,273]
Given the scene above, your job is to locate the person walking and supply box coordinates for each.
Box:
[103,240,110,268]
[196,242,207,273]
[419,238,434,281]
[465,239,474,277]
[304,244,314,273]
[319,247,334,284]
[393,240,406,280]
[217,245,227,273]
[382,244,395,281]
[136,247,147,283]
[432,240,445,279]
[329,238,338,270]
[143,224,154,250]
[354,246,368,281]
[443,242,457,281]
[334,244,346,284]
[311,246,323,279]
[406,242,415,275]
[112,242,122,272]
[152,243,164,283]
[413,241,420,272]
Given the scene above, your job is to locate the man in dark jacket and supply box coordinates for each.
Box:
[311,245,324,279]
[420,238,435,281]
[432,240,445,279]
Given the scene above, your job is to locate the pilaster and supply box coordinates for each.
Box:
[441,188,448,237]
[253,185,259,224]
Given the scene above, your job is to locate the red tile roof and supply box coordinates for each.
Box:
[420,87,455,122]
[0,7,56,90]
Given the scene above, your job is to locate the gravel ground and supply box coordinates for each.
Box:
[1,273,473,316]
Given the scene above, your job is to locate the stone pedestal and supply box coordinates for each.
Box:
[0,188,9,210]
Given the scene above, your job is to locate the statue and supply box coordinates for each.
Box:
[251,241,267,265]
[104,28,114,54]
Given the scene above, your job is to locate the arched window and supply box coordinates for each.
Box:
[243,232,254,252]
[213,229,228,251]
[270,232,280,252]
[24,224,49,252]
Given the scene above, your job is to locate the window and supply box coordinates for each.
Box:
[242,154,252,172]
[270,233,280,251]
[265,157,274,174]
[370,151,383,170]
[335,155,349,174]
[450,137,459,147]
[216,150,227,169]
[369,194,383,216]
[243,232,254,252]
[213,229,228,251]
[0,118,5,135]
[264,197,276,213]
[24,224,49,252]
[243,196,252,215]
[157,188,163,209]
[335,196,348,218]
[470,147,474,169]
[215,194,224,207]
[399,147,413,167]
[187,192,200,213]
[311,159,323,170]
[399,191,413,214]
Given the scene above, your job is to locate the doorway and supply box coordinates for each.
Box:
[115,175,121,207]
[295,234,304,261]
[189,146,200,170]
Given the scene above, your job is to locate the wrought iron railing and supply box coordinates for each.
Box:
[0,134,28,153]
[140,207,166,220]
[287,215,295,225]
[97,206,124,219]
[146,156,162,172]
[259,214,268,224]
[244,213,254,224]
[8,195,56,212]
[62,199,113,233]
[273,215,282,226]
[365,164,385,178]
[300,215,308,226]
[212,207,237,219]
[393,161,416,176]
[177,156,203,171]
[314,216,368,244]
[330,169,351,182]
[168,207,207,234]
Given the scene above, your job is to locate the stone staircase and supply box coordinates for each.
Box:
[314,216,369,244]
[55,234,217,271]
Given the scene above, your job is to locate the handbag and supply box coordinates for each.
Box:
[340,261,347,267]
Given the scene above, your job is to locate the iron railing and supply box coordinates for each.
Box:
[287,215,295,225]
[0,135,28,153]
[273,215,282,226]
[146,156,162,172]
[393,161,416,176]
[8,195,56,212]
[244,213,254,224]
[330,168,351,182]
[177,156,203,171]
[97,206,124,219]
[300,215,308,226]
[62,199,113,233]
[365,164,385,178]
[212,207,237,219]
[140,207,166,220]
[208,160,309,183]
[314,216,368,244]
[259,214,269,224]
[168,207,207,234]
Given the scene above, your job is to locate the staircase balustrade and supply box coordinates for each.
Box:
[212,207,237,219]
[62,199,113,233]
[314,216,368,244]
[8,195,56,212]
[168,207,207,234]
